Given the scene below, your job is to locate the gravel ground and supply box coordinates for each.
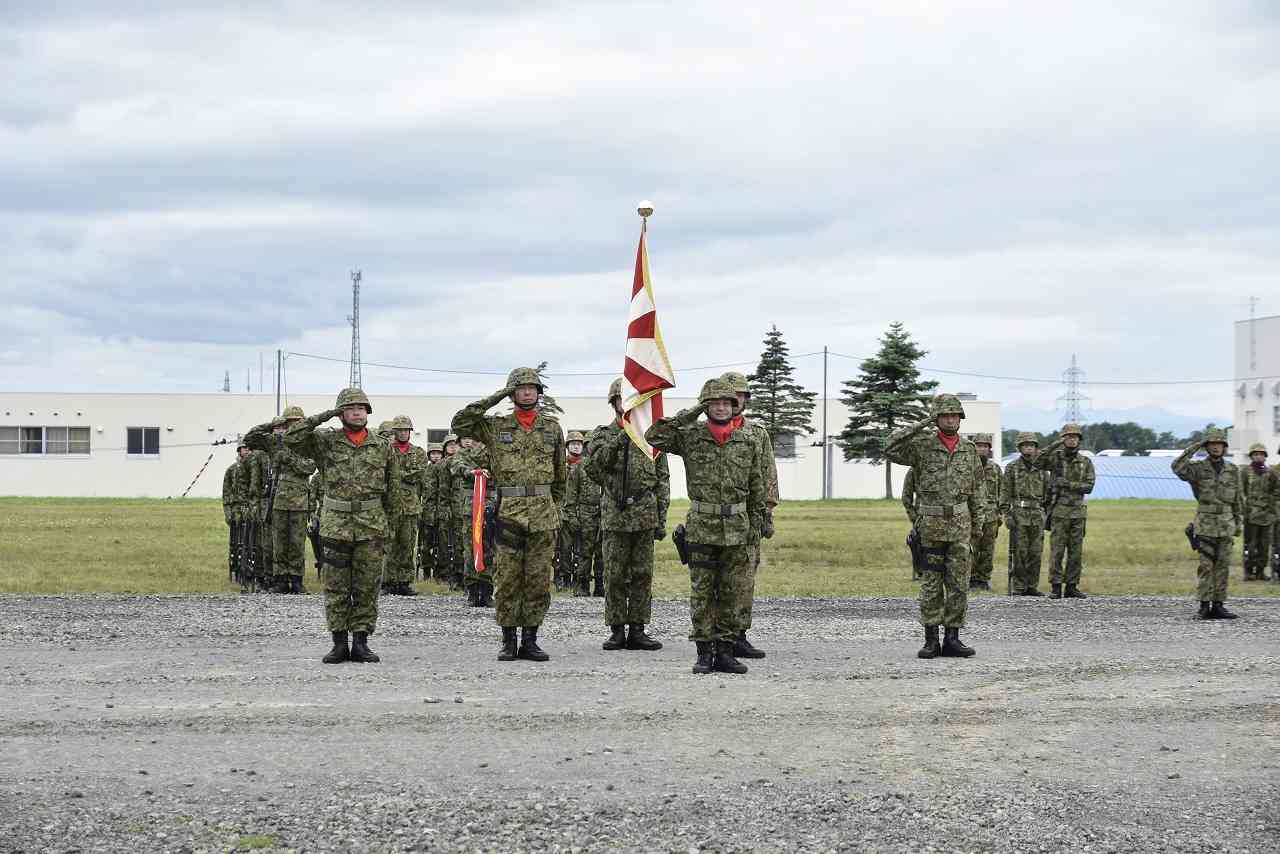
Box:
[1,592,1277,853]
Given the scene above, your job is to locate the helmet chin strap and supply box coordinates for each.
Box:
[514,399,538,410]
[708,414,732,425]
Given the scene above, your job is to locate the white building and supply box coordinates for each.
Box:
[1229,313,1280,461]
[0,391,1000,500]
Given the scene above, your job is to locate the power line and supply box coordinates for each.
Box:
[285,351,821,378]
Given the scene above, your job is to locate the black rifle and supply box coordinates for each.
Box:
[445,520,459,587]
[907,525,923,580]
[1006,518,1016,596]
[308,515,323,579]
[1044,457,1063,532]
[672,524,690,565]
[229,518,241,583]
[483,499,498,566]
[1184,522,1217,561]
[242,517,258,581]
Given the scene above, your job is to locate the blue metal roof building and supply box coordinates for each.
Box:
[1001,454,1193,500]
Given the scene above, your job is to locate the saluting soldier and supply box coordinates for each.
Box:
[452,368,567,661]
[285,388,402,664]
[884,394,984,659]
[968,433,1005,591]
[1003,433,1049,596]
[1241,443,1278,581]
[1035,424,1095,599]
[1172,429,1242,619]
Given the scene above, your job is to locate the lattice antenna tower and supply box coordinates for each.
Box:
[222,370,231,393]
[1056,353,1089,424]
[347,269,362,389]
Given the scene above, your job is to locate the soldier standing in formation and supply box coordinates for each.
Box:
[234,440,266,590]
[1003,433,1048,596]
[1036,423,1095,599]
[244,406,317,594]
[884,394,982,659]
[1171,429,1241,619]
[968,433,1005,592]
[585,378,670,652]
[285,388,402,664]
[720,371,776,660]
[383,415,428,596]
[453,368,567,661]
[646,379,765,675]
[417,442,444,583]
[902,465,922,580]
[1241,443,1278,581]
[448,435,494,606]
[223,444,247,586]
[434,435,463,586]
[562,431,604,597]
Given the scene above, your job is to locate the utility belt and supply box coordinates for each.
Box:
[918,501,969,518]
[1198,508,1234,516]
[1014,499,1042,509]
[323,496,382,513]
[690,500,747,516]
[497,484,552,498]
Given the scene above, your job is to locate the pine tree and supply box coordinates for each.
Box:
[534,361,564,417]
[747,325,816,455]
[838,322,938,499]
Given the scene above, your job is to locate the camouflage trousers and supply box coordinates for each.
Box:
[1049,515,1086,586]
[1243,523,1272,574]
[970,521,999,585]
[460,515,487,590]
[687,542,749,642]
[416,516,436,580]
[733,542,763,631]
[256,514,274,580]
[1008,521,1044,594]
[493,525,554,628]
[321,536,383,634]
[566,524,602,591]
[385,515,418,586]
[1196,535,1232,601]
[919,538,971,628]
[602,529,654,626]
[271,509,308,579]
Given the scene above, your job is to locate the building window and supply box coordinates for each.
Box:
[1274,405,1280,435]
[0,426,91,455]
[0,426,17,455]
[70,427,91,454]
[21,426,43,454]
[127,427,160,456]
[772,432,797,459]
[426,428,448,444]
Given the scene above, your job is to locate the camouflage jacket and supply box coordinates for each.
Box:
[284,410,402,542]
[1240,463,1279,526]
[243,423,317,513]
[1003,456,1050,527]
[562,459,603,529]
[645,407,764,546]
[1171,444,1242,537]
[235,450,268,521]
[222,462,243,522]
[391,442,430,517]
[1034,441,1095,520]
[884,419,984,544]
[975,458,1006,525]
[584,421,671,532]
[445,446,491,520]
[419,460,441,524]
[452,393,567,534]
[901,466,918,523]
[741,418,780,510]
[307,471,322,526]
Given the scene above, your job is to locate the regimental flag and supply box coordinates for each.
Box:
[621,222,675,459]
[470,470,488,573]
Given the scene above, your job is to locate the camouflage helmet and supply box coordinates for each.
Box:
[270,415,288,429]
[376,420,393,436]
[1202,428,1228,446]
[699,378,737,405]
[930,394,966,420]
[1247,442,1267,455]
[427,442,443,454]
[1016,431,1040,448]
[443,432,459,448]
[608,377,623,403]
[391,415,413,431]
[566,430,586,443]
[1060,423,1083,437]
[282,405,305,420]
[236,439,249,451]
[720,371,750,395]
[970,432,993,446]
[335,387,372,414]
[506,366,544,393]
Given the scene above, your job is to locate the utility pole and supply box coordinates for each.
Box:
[348,270,363,389]
[821,345,829,500]
[259,352,264,392]
[275,350,282,415]
[245,368,250,393]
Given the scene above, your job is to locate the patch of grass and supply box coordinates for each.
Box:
[0,497,1274,597]
[233,834,277,850]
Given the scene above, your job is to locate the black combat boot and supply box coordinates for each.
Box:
[602,625,627,651]
[626,624,662,651]
[575,576,590,597]
[917,625,941,659]
[712,641,748,674]
[941,627,975,658]
[322,631,349,664]
[1196,601,1213,620]
[498,627,518,661]
[270,576,290,594]
[518,626,550,662]
[733,630,766,659]
[400,583,419,597]
[974,581,991,591]
[692,641,713,674]
[466,585,480,607]
[1065,584,1087,599]
[1210,601,1238,620]
[292,575,307,595]
[479,582,494,607]
[1023,588,1044,597]
[349,631,380,663]
[593,568,605,597]
[1049,583,1063,599]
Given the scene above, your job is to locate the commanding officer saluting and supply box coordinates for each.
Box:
[286,388,402,664]
[243,406,317,594]
[452,367,567,662]
[1003,433,1049,596]
[1035,423,1095,599]
[1172,429,1242,619]
[884,394,984,659]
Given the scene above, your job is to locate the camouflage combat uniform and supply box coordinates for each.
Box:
[969,436,1005,588]
[902,465,921,580]
[244,410,318,591]
[563,447,604,596]
[1240,445,1278,580]
[1172,434,1242,610]
[417,446,442,581]
[222,458,244,581]
[1035,427,1095,595]
[734,413,778,635]
[1003,436,1050,595]
[386,418,429,593]
[234,447,265,586]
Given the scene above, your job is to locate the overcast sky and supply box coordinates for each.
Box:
[2,1,1276,427]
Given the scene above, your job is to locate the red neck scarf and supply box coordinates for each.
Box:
[514,407,537,432]
[344,428,369,447]
[730,414,745,430]
[707,419,737,446]
[567,453,582,466]
[394,440,411,454]
[938,431,960,453]
[1252,461,1267,473]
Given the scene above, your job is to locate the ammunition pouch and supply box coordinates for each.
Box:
[922,544,950,572]
[321,537,354,570]
[672,524,690,565]
[686,543,719,571]
[1184,523,1200,553]
[494,519,528,551]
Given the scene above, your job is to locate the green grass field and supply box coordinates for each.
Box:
[0,497,1275,597]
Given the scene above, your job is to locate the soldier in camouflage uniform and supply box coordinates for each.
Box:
[1035,424,1095,599]
[244,406,318,594]
[1172,429,1242,619]
[1241,443,1277,581]
[884,394,984,659]
[720,371,778,659]
[1272,446,1280,583]
[585,378,670,652]
[646,379,764,675]
[452,368,567,661]
[1003,433,1049,596]
[902,465,922,581]
[448,436,495,607]
[234,440,267,591]
[285,388,402,664]
[223,446,247,587]
[417,442,444,582]
[562,431,604,598]
[307,470,323,576]
[968,433,1005,591]
[382,415,428,596]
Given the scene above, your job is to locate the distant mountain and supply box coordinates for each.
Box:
[1000,405,1227,436]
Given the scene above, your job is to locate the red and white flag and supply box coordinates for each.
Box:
[621,222,675,459]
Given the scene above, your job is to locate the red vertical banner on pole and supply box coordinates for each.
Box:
[471,470,488,574]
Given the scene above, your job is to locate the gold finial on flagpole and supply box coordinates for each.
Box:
[637,200,653,232]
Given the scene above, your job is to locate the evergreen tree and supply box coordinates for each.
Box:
[747,325,816,454]
[838,322,938,499]
[534,361,564,417]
